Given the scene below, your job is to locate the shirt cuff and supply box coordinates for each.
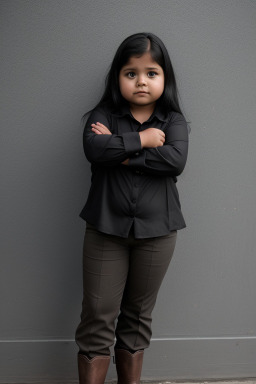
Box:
[128,150,146,167]
[122,132,142,155]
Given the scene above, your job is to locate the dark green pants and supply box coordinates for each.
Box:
[75,224,177,358]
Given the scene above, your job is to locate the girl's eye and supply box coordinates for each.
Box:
[148,71,157,78]
[127,72,136,78]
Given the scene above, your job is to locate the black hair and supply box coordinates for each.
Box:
[89,32,184,116]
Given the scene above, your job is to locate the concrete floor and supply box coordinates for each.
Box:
[5,381,255,384]
[145,382,256,384]
[108,381,256,384]
[146,382,256,384]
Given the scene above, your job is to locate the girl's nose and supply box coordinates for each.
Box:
[137,76,147,86]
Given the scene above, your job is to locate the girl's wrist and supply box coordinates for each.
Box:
[122,159,130,165]
[139,132,145,148]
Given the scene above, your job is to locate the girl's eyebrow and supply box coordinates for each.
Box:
[122,67,160,71]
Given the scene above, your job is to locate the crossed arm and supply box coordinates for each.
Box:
[83,109,188,177]
[91,122,166,165]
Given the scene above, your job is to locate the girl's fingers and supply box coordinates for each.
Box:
[96,122,108,128]
[92,127,102,135]
[91,123,112,134]
[91,124,105,133]
[95,122,109,131]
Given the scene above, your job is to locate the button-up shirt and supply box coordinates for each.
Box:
[79,103,189,238]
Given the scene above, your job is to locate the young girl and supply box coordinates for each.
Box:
[75,32,189,384]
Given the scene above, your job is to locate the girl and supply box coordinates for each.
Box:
[75,32,189,384]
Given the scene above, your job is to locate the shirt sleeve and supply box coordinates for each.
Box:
[83,107,142,166]
[128,113,189,176]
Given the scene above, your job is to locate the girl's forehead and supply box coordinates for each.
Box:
[122,52,160,68]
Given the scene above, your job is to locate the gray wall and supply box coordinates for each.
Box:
[1,0,256,382]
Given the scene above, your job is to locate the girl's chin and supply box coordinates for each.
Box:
[129,101,156,110]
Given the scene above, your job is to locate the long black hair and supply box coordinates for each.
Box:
[90,33,184,116]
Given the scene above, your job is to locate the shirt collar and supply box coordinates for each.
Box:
[112,103,168,123]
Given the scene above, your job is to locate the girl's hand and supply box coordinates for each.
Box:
[122,159,130,165]
[139,128,165,148]
[91,122,112,135]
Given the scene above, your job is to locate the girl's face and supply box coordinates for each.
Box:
[119,52,165,109]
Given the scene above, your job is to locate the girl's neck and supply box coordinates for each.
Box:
[129,103,155,124]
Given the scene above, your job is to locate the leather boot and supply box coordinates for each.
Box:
[77,353,110,384]
[115,349,144,384]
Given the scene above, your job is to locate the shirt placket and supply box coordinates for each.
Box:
[129,173,141,219]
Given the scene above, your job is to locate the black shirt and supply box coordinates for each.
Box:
[79,103,189,238]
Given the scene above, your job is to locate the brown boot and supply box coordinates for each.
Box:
[77,354,110,384]
[115,349,144,384]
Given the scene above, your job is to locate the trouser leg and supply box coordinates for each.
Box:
[115,231,177,351]
[75,225,129,358]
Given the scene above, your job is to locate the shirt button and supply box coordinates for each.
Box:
[135,152,139,156]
